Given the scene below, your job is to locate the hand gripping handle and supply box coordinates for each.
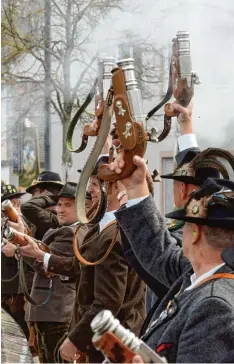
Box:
[98,68,147,182]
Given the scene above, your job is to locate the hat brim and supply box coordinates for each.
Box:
[50,193,75,202]
[1,192,26,201]
[161,173,204,186]
[26,181,64,194]
[165,209,234,229]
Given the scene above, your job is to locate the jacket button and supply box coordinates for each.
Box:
[50,266,54,270]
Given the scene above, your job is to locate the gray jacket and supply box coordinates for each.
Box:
[115,196,234,363]
[25,225,76,323]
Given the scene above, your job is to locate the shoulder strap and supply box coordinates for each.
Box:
[19,258,53,306]
[194,272,234,289]
[73,221,118,266]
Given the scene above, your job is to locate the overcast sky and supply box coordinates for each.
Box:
[91,0,234,145]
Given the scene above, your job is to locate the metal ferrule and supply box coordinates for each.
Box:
[1,199,12,210]
[117,58,145,124]
[175,31,192,87]
[91,310,141,353]
[91,310,166,363]
[102,57,116,100]
[5,227,15,241]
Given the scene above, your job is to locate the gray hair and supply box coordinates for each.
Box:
[203,225,234,250]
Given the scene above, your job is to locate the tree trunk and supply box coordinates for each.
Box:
[61,115,72,181]
[61,0,73,182]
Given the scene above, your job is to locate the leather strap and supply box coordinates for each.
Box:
[193,272,234,289]
[1,219,20,283]
[19,258,53,306]
[66,78,98,153]
[73,221,118,266]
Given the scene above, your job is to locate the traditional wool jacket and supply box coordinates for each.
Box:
[115,196,234,363]
[1,253,21,295]
[25,225,76,324]
[48,221,146,363]
[20,195,60,291]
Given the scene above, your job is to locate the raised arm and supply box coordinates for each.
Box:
[21,196,59,236]
[115,194,189,288]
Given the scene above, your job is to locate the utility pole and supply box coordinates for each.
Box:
[44,0,51,170]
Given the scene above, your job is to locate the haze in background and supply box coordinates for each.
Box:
[92,0,234,146]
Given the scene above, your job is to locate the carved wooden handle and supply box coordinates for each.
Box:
[98,122,147,182]
[83,124,99,137]
[83,96,106,137]
[98,67,147,182]
[112,68,136,150]
[164,103,179,118]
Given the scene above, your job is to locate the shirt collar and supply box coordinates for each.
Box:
[99,210,116,232]
[185,263,226,291]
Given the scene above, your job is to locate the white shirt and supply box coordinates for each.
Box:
[185,263,225,291]
[178,133,198,152]
[99,197,150,231]
[99,210,116,232]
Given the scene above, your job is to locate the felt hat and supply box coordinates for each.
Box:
[1,184,26,202]
[26,171,64,194]
[165,178,234,229]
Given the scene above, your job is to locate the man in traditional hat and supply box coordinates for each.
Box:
[18,156,146,363]
[113,160,234,362]
[112,102,233,316]
[10,171,64,354]
[2,182,79,363]
[1,183,29,339]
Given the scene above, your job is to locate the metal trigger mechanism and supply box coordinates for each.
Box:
[147,127,159,143]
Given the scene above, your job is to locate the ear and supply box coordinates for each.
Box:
[180,182,189,199]
[191,224,200,245]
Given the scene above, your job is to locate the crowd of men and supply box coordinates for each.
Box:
[1,102,234,363]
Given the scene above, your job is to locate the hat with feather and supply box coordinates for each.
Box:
[161,148,234,186]
[165,178,234,229]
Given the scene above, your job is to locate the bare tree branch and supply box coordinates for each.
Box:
[71,56,96,103]
[51,98,63,121]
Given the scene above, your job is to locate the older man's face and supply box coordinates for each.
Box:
[88,176,101,204]
[173,180,183,208]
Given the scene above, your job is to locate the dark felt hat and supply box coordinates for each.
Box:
[51,182,77,202]
[165,178,234,229]
[26,171,64,194]
[92,155,109,176]
[78,156,110,177]
[161,150,220,186]
[1,184,26,202]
